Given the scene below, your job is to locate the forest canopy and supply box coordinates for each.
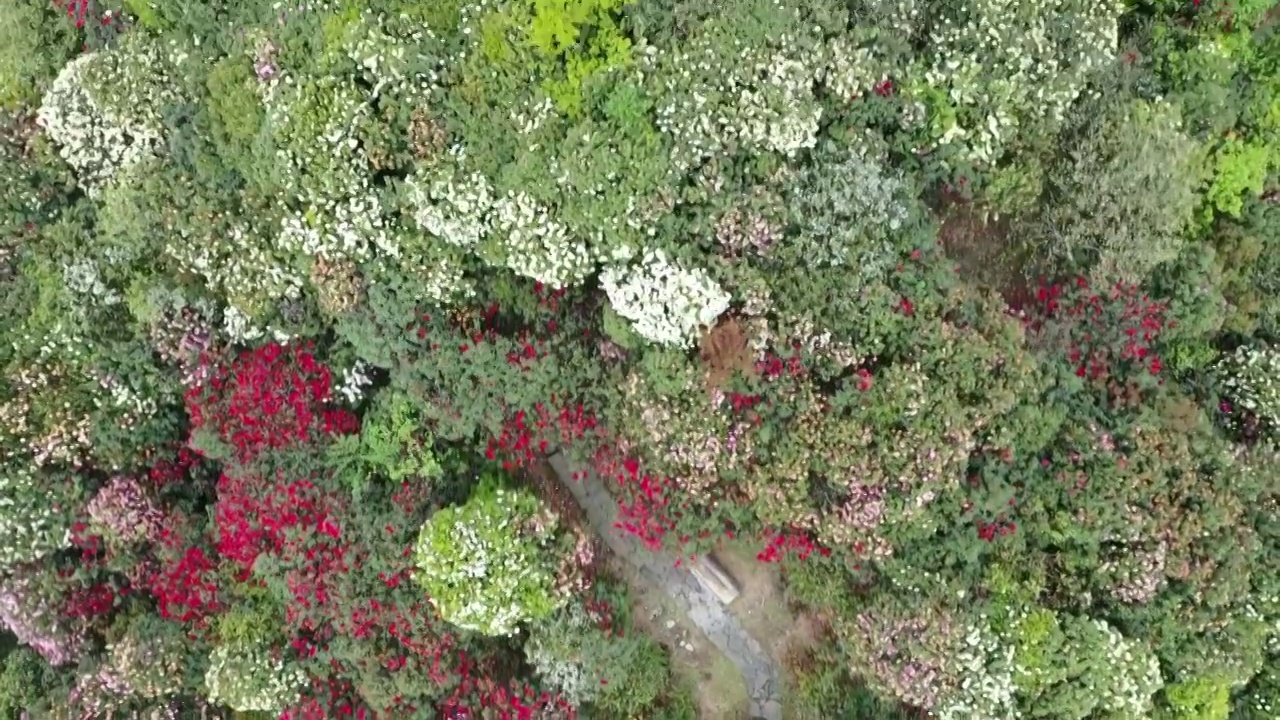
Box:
[0,1,1277,719]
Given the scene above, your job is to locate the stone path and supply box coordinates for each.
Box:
[546,453,783,720]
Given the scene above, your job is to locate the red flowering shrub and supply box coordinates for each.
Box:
[51,0,89,28]
[485,402,599,470]
[443,668,576,720]
[756,527,832,563]
[149,545,221,624]
[1027,277,1172,382]
[214,470,346,583]
[185,343,358,465]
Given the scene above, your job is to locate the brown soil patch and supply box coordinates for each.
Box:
[711,539,825,665]
[937,201,1035,311]
[529,459,748,719]
[700,317,757,391]
[609,555,751,720]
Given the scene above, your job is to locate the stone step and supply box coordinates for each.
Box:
[689,555,740,605]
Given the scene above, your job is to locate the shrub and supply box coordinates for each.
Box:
[0,463,74,570]
[204,640,306,714]
[1033,98,1202,282]
[1011,613,1164,719]
[99,618,190,702]
[919,0,1122,165]
[0,0,78,110]
[600,248,731,347]
[36,33,187,194]
[413,478,565,636]
[524,598,668,713]
[0,565,84,667]
[184,342,359,465]
[1160,674,1231,720]
[1231,659,1278,720]
[1215,344,1280,437]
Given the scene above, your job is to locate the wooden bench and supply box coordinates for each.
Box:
[689,555,741,605]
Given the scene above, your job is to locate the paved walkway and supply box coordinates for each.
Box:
[546,453,783,720]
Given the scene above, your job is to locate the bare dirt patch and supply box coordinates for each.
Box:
[937,200,1035,310]
[609,555,751,720]
[711,539,825,666]
[700,317,757,391]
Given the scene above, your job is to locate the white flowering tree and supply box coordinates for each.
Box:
[36,33,185,194]
[406,162,594,290]
[601,249,731,347]
[204,641,306,715]
[918,0,1123,165]
[413,481,564,637]
[0,463,74,570]
[1217,344,1280,435]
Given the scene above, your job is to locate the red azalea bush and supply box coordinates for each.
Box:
[149,544,222,624]
[1026,277,1172,382]
[185,342,359,464]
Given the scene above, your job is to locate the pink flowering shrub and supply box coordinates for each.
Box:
[0,565,85,666]
[85,475,164,545]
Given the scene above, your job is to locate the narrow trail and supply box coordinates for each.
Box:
[547,453,783,720]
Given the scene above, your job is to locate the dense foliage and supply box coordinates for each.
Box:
[0,0,1277,719]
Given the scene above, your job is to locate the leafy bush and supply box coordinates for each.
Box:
[525,597,667,713]
[1033,98,1202,282]
[1160,674,1231,720]
[204,640,306,714]
[413,478,565,636]
[0,641,63,717]
[0,0,78,110]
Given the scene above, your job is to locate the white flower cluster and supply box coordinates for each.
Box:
[166,218,304,322]
[820,38,891,102]
[344,13,438,94]
[204,642,306,715]
[0,330,95,470]
[0,464,72,569]
[1217,345,1280,434]
[62,259,122,307]
[922,0,1122,164]
[221,305,294,345]
[512,95,557,136]
[1092,620,1162,719]
[408,166,495,249]
[393,236,476,303]
[406,165,592,288]
[37,36,185,194]
[735,47,824,157]
[420,521,530,637]
[600,248,731,347]
[267,75,374,204]
[524,603,600,706]
[93,371,159,432]
[337,360,374,404]
[645,30,825,171]
[37,55,158,194]
[1100,540,1169,604]
[491,190,594,288]
[258,11,442,292]
[414,488,561,637]
[102,628,186,700]
[936,624,1018,720]
[276,191,397,264]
